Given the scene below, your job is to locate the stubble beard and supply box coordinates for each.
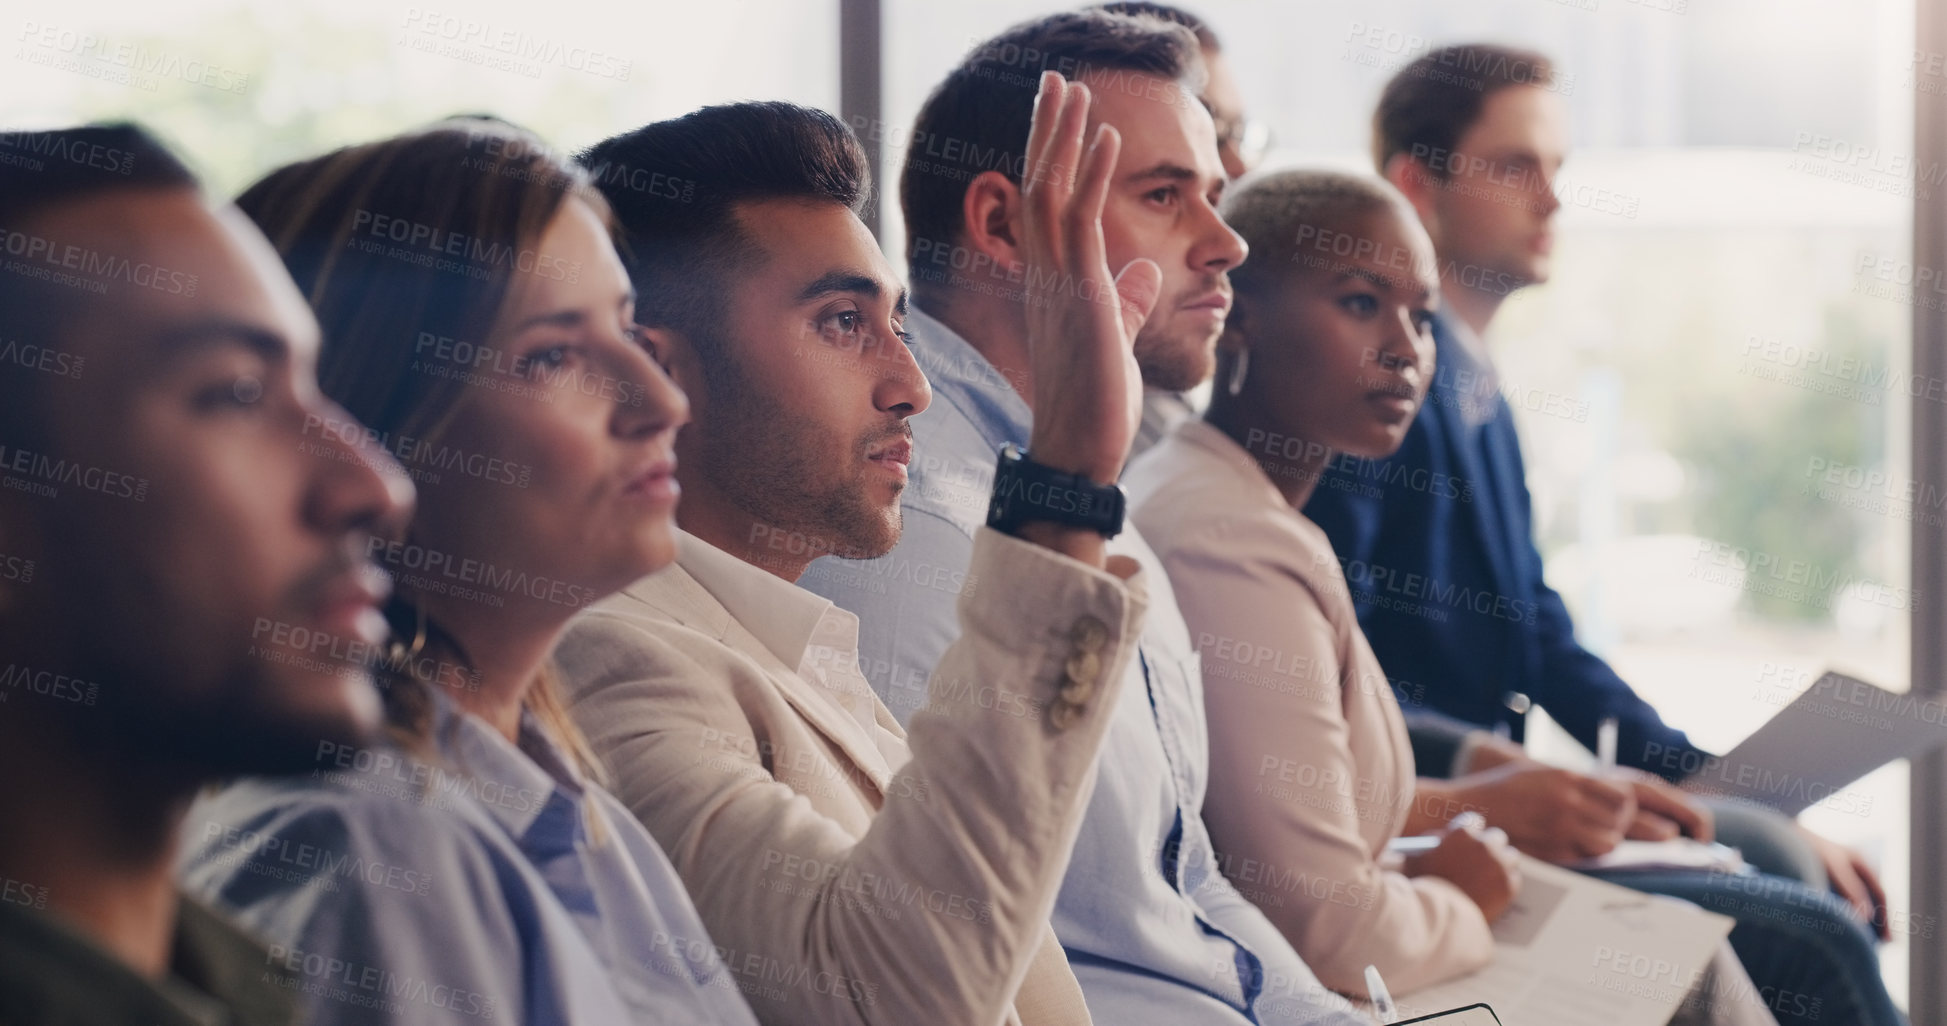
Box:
[698,366,904,563]
[1134,310,1221,393]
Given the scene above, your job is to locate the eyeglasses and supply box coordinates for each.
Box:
[1211,114,1272,172]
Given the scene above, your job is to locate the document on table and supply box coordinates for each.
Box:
[1387,857,1733,1026]
[1680,670,1947,815]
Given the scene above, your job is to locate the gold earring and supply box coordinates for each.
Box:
[387,601,428,668]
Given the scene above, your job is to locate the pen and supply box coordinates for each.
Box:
[1365,964,1398,1024]
[1597,716,1618,772]
[1386,835,1441,856]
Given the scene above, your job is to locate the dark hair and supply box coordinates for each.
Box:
[0,124,199,443]
[1094,2,1219,50]
[0,123,197,224]
[899,9,1203,284]
[579,101,868,357]
[1373,43,1556,176]
[235,118,609,778]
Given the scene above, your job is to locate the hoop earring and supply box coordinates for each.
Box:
[387,601,429,669]
[1226,348,1251,397]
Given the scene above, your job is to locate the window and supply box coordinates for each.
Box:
[4,0,839,194]
[7,0,1936,1011]
[883,0,1924,1005]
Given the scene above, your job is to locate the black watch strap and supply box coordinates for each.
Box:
[985,443,1126,538]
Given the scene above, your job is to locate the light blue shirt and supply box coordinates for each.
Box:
[799,307,1364,1026]
[178,688,759,1026]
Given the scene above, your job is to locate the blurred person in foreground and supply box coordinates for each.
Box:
[0,123,407,1025]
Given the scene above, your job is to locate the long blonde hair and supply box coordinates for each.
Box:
[237,118,610,784]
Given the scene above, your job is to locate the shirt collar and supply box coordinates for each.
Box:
[428,686,585,846]
[1431,307,1501,429]
[1435,306,1500,379]
[673,529,894,756]
[674,529,835,673]
[905,304,1034,446]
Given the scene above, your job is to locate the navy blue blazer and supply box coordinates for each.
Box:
[1304,312,1709,782]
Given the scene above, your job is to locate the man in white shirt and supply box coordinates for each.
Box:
[800,9,1362,1024]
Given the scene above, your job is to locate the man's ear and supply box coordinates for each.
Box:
[960,170,1027,276]
[1382,153,1442,232]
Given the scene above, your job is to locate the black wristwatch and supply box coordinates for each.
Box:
[985,443,1126,538]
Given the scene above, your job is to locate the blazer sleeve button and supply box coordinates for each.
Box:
[1067,616,1108,653]
[1060,655,1099,704]
[1049,699,1085,731]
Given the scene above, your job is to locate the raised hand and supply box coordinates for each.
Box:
[1017,71,1162,488]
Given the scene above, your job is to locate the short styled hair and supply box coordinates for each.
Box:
[0,123,198,225]
[1222,169,1416,302]
[1093,2,1220,51]
[1372,43,1556,176]
[579,101,869,350]
[0,124,199,443]
[899,9,1204,281]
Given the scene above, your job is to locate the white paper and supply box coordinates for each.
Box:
[1390,858,1733,1026]
[1681,670,1947,814]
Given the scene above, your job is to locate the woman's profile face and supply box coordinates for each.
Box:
[407,196,688,619]
[1247,204,1438,462]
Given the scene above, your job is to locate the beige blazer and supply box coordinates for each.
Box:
[553,527,1145,1026]
[1127,420,1493,996]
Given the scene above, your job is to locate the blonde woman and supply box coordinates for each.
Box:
[178,120,756,1026]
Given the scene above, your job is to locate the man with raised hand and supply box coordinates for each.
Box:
[800,10,1362,1024]
[556,82,1157,1026]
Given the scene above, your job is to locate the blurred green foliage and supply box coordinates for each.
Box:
[23,7,623,197]
[1676,305,1887,621]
